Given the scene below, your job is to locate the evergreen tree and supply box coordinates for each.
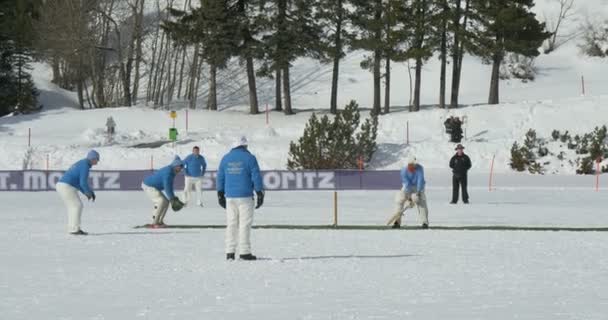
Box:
[316,0,352,114]
[235,0,264,114]
[287,100,378,169]
[164,0,239,111]
[381,0,410,114]
[350,0,384,115]
[257,0,322,115]
[470,0,549,105]
[0,0,39,116]
[406,0,439,111]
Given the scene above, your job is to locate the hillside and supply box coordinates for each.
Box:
[1,0,608,174]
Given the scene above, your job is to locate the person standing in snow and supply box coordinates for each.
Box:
[449,144,472,204]
[142,157,186,227]
[183,146,207,207]
[56,150,100,235]
[217,136,264,261]
[106,116,116,135]
[391,156,429,229]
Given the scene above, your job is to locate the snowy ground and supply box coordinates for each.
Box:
[2,180,608,319]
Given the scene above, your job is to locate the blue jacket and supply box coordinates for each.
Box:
[217,147,263,198]
[401,164,425,192]
[59,159,94,195]
[143,165,180,200]
[183,154,207,177]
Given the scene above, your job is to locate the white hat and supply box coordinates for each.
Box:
[233,135,248,148]
[407,155,417,165]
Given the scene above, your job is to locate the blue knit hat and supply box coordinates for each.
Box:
[87,150,100,161]
[170,155,184,168]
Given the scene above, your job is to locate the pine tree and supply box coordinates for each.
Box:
[287,100,378,169]
[381,0,410,114]
[470,0,550,105]
[235,0,263,114]
[258,0,322,115]
[164,0,239,111]
[316,0,351,114]
[406,0,439,111]
[350,0,384,115]
[0,0,39,116]
[448,0,474,109]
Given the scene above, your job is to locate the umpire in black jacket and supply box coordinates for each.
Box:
[449,144,472,204]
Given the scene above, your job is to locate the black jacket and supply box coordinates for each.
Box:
[450,154,472,177]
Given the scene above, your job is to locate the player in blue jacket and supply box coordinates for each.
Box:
[182,146,207,207]
[142,156,185,227]
[391,156,429,229]
[56,150,100,235]
[217,136,264,260]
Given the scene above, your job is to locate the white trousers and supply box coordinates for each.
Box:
[393,187,429,225]
[142,183,169,224]
[183,176,203,205]
[56,182,83,233]
[225,197,255,255]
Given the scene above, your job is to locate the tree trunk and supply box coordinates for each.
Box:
[237,0,259,114]
[373,50,381,115]
[152,32,167,106]
[384,57,390,114]
[457,0,471,76]
[372,0,382,115]
[188,44,200,109]
[282,66,293,115]
[488,53,501,105]
[330,0,343,115]
[246,56,259,114]
[146,1,162,103]
[449,0,462,108]
[276,0,286,112]
[77,77,85,109]
[208,63,218,110]
[275,69,282,111]
[413,57,422,111]
[330,52,340,114]
[51,56,61,84]
[132,0,145,105]
[439,0,448,109]
[177,46,187,99]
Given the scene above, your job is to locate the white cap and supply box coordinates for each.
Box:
[407,155,417,165]
[233,135,248,148]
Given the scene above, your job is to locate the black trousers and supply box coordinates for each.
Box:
[452,175,469,203]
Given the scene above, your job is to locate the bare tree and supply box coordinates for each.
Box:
[543,0,577,54]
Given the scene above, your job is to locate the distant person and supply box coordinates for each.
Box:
[106,116,116,135]
[56,150,100,235]
[391,156,429,229]
[450,144,472,204]
[217,136,264,261]
[444,116,463,143]
[142,157,185,227]
[183,146,207,207]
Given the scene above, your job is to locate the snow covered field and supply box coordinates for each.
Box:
[2,181,608,319]
[3,1,608,318]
